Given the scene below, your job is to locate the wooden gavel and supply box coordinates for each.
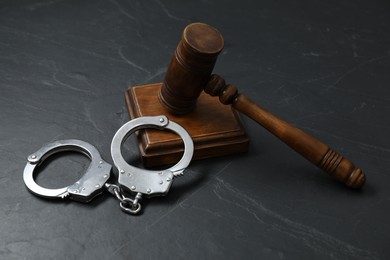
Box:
[204,74,366,189]
[158,23,366,189]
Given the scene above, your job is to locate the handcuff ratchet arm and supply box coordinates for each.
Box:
[111,115,194,198]
[23,139,112,203]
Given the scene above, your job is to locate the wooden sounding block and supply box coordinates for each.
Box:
[125,83,249,167]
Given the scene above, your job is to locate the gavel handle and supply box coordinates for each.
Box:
[206,74,366,188]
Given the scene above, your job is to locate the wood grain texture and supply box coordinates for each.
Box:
[205,74,366,188]
[125,83,249,167]
[159,23,224,114]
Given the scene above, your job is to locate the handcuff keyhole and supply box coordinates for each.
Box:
[34,151,90,189]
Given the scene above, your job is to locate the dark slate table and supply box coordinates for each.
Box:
[1,1,389,259]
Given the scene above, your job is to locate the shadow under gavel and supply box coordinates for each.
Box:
[204,74,366,189]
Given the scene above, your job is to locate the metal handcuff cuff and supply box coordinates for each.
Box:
[23,116,194,214]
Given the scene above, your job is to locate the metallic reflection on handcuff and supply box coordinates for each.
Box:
[23,116,194,215]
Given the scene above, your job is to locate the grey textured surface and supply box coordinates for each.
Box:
[1,0,389,259]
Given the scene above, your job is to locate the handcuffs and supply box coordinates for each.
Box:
[23,116,194,215]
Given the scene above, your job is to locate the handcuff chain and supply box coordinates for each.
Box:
[105,183,142,214]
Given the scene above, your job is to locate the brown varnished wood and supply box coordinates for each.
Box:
[125,22,365,188]
[125,83,249,167]
[205,74,366,189]
[159,23,224,114]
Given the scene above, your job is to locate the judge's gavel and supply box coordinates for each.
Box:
[158,23,366,189]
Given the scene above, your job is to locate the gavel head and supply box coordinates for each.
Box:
[159,23,224,114]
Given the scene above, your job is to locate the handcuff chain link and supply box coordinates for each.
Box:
[105,183,141,214]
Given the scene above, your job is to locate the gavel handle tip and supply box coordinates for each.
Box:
[346,168,366,189]
[319,148,366,188]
